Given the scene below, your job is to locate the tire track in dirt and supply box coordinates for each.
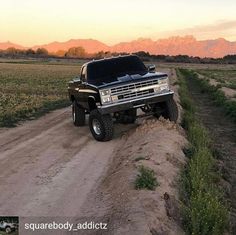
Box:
[0,107,133,217]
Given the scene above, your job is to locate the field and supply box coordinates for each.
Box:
[0,59,236,234]
[177,67,236,234]
[195,69,236,99]
[0,60,84,127]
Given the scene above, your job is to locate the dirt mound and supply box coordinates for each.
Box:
[83,117,187,235]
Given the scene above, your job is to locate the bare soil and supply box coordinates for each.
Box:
[81,117,187,235]
[0,108,129,217]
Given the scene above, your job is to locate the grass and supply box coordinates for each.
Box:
[177,68,229,235]
[197,69,236,92]
[193,72,236,123]
[0,62,81,127]
[135,165,158,190]
[197,69,236,84]
[181,69,236,123]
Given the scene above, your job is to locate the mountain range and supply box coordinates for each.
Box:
[1,35,236,58]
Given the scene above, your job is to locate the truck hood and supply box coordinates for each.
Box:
[96,72,168,89]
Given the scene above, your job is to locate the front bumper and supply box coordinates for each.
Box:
[98,90,174,114]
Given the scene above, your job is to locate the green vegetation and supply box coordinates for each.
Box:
[135,165,158,190]
[0,62,80,127]
[197,69,236,91]
[191,71,236,122]
[177,69,229,235]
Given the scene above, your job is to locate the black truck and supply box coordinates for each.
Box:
[68,55,178,141]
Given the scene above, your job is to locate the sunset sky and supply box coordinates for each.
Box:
[1,0,236,46]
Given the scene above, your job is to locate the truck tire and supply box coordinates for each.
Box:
[165,98,178,122]
[5,226,12,234]
[89,110,113,141]
[116,109,137,124]
[72,101,85,126]
[154,98,178,122]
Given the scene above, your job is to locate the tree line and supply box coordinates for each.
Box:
[0,47,236,64]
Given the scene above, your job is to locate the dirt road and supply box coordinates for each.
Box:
[0,107,133,217]
[0,69,186,234]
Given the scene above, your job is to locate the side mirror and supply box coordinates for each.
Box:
[148,65,156,72]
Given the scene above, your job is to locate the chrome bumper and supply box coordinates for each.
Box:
[98,90,174,114]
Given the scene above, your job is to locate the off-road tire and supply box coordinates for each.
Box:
[72,101,85,126]
[89,110,113,141]
[153,98,178,122]
[164,98,178,122]
[5,227,12,234]
[116,109,137,124]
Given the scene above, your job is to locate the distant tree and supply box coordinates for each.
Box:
[6,47,18,56]
[26,49,35,55]
[65,47,86,58]
[174,55,189,62]
[36,48,49,56]
[223,54,236,63]
[223,54,236,60]
[135,51,150,57]
[56,50,67,57]
[0,49,4,57]
[154,55,167,61]
[165,56,175,62]
[94,51,105,59]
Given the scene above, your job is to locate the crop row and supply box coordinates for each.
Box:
[0,62,80,127]
[177,69,229,235]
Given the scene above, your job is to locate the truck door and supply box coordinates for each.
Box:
[79,66,89,109]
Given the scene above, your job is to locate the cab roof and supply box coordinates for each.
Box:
[83,54,140,67]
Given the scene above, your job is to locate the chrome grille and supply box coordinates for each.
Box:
[110,79,159,95]
[122,89,154,99]
[110,79,159,101]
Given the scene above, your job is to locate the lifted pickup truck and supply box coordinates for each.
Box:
[0,220,17,233]
[68,55,178,141]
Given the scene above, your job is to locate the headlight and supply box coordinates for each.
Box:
[100,89,112,104]
[159,77,169,91]
[154,77,169,92]
[102,97,111,103]
[100,89,110,96]
[159,77,169,85]
[160,85,169,91]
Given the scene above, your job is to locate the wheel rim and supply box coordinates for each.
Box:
[6,228,11,233]
[92,119,102,135]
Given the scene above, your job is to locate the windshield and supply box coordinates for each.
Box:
[87,56,147,85]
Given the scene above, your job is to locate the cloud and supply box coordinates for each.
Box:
[160,20,236,41]
[181,20,236,33]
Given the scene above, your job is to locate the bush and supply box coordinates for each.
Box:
[135,166,158,190]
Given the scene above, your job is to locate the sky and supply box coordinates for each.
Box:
[1,0,236,46]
